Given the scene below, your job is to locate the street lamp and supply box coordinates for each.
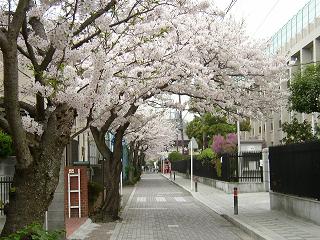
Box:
[188,137,198,191]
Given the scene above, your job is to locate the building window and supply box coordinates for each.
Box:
[259,126,262,134]
[279,120,282,128]
[271,122,274,131]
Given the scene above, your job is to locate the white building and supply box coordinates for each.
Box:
[245,0,320,146]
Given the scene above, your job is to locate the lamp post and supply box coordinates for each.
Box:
[188,137,198,191]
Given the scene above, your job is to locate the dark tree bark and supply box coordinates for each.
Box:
[90,105,138,221]
[1,104,75,236]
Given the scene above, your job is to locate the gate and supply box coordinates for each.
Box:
[222,152,263,182]
[0,176,13,216]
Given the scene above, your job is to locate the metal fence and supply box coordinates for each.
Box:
[0,176,13,216]
[222,152,263,182]
[171,152,262,183]
[269,141,320,200]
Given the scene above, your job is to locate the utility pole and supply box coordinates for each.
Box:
[178,95,184,154]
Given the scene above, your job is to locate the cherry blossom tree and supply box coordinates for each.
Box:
[0,0,286,234]
[0,0,179,234]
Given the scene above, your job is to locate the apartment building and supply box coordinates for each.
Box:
[245,0,320,146]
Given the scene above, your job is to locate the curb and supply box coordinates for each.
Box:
[161,174,269,240]
[110,185,137,240]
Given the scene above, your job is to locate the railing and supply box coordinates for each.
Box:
[0,176,13,216]
[269,141,320,200]
[171,152,263,183]
[269,0,320,54]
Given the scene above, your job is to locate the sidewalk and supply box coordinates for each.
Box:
[163,173,320,240]
[68,185,135,240]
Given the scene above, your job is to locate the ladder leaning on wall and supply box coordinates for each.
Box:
[67,168,81,218]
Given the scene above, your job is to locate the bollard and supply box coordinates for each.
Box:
[234,187,238,215]
[174,172,175,181]
[195,181,198,192]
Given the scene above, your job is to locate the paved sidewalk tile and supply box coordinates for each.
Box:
[110,173,253,240]
[163,173,320,240]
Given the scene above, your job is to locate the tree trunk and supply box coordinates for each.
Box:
[90,138,123,221]
[1,104,75,236]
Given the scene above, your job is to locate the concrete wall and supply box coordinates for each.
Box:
[47,159,65,231]
[175,172,266,193]
[262,148,270,192]
[270,191,320,226]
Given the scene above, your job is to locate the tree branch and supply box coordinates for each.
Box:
[0,29,9,51]
[0,116,10,133]
[0,97,37,118]
[9,0,29,40]
[21,17,38,67]
[40,45,56,70]
[73,0,117,37]
[72,30,101,49]
[17,44,30,59]
[100,109,117,136]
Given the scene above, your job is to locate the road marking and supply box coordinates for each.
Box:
[157,192,183,195]
[141,177,162,180]
[174,197,186,202]
[155,197,166,202]
[129,208,168,210]
[168,225,179,228]
[137,197,146,202]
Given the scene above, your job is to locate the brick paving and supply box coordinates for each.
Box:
[69,185,135,240]
[110,173,253,240]
[164,173,320,240]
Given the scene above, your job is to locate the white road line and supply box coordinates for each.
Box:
[174,197,186,202]
[137,197,146,202]
[156,192,183,195]
[168,225,179,228]
[155,197,166,202]
[128,208,168,210]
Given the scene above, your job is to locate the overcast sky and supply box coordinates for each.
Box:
[214,0,310,40]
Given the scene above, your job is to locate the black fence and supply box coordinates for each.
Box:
[171,152,262,183]
[269,141,320,201]
[0,176,13,216]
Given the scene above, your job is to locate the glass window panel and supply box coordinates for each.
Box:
[297,10,303,32]
[273,35,278,51]
[292,16,297,38]
[303,5,309,27]
[281,27,286,45]
[309,0,316,20]
[287,21,292,41]
[316,0,320,17]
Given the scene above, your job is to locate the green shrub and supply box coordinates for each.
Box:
[2,223,64,240]
[213,158,222,177]
[0,131,13,158]
[88,181,104,205]
[281,118,317,144]
[198,148,222,177]
[197,148,216,163]
[168,151,186,161]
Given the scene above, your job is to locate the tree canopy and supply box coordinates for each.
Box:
[289,63,320,113]
[186,113,250,149]
[281,118,318,144]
